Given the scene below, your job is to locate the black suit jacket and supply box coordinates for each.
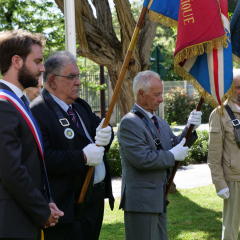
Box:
[30,91,114,224]
[0,83,50,238]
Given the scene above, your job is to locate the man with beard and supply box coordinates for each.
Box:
[30,51,114,240]
[208,68,240,240]
[25,74,44,102]
[0,29,64,240]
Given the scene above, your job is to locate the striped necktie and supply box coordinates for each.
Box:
[152,116,160,134]
[67,107,79,128]
[67,106,80,128]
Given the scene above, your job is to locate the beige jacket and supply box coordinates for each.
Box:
[208,100,240,192]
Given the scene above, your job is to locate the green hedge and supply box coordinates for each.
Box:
[107,129,209,177]
[164,87,214,125]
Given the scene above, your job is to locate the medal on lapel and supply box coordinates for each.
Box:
[64,128,75,139]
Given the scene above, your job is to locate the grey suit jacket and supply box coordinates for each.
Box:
[117,104,197,213]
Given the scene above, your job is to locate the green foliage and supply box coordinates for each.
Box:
[0,0,65,58]
[106,136,122,177]
[164,87,214,125]
[152,27,180,81]
[184,130,209,166]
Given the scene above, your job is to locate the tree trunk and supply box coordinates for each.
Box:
[55,0,157,117]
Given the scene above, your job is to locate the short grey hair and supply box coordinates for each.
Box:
[43,51,77,82]
[133,70,161,100]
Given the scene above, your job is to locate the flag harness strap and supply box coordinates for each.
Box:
[225,104,240,148]
[131,110,162,150]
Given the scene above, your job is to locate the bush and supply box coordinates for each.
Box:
[107,130,209,176]
[164,87,214,125]
[106,136,122,177]
[184,130,209,165]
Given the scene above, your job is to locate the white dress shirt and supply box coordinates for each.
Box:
[0,79,24,99]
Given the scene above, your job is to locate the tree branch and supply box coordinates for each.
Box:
[114,0,136,55]
[92,0,119,47]
[139,10,158,70]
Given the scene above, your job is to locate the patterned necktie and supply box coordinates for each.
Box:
[21,95,30,112]
[67,106,80,128]
[152,116,160,134]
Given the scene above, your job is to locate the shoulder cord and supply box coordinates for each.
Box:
[131,110,162,150]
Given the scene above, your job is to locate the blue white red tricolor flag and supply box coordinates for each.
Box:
[143,0,233,106]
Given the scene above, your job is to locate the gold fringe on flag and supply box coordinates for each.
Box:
[174,35,228,67]
[174,64,234,110]
[149,10,178,28]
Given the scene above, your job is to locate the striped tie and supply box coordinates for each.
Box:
[152,116,160,134]
[67,106,79,128]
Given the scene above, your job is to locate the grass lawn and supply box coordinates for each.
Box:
[99,184,234,240]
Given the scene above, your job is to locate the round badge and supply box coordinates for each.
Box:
[64,128,75,139]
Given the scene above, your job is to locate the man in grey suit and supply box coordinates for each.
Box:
[117,70,202,240]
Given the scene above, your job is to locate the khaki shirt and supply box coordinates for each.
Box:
[208,100,240,192]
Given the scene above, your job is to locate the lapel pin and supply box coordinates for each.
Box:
[64,128,75,139]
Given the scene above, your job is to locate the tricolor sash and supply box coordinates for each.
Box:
[0,89,51,201]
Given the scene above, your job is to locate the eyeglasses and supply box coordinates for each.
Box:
[54,74,82,81]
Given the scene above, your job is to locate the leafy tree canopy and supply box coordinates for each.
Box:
[0,0,65,58]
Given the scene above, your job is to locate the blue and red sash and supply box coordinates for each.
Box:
[0,89,45,161]
[0,89,51,201]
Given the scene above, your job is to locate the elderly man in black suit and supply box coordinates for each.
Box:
[0,30,63,240]
[30,51,114,240]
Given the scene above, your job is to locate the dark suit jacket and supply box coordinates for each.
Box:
[118,104,198,213]
[30,92,114,225]
[0,83,50,238]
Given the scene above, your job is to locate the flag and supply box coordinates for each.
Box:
[143,0,179,27]
[174,0,233,106]
[230,0,240,64]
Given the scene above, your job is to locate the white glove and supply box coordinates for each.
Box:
[83,143,104,166]
[217,188,230,199]
[95,118,112,146]
[168,138,189,161]
[187,110,202,131]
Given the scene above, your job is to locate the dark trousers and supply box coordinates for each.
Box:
[80,182,105,240]
[43,220,81,240]
[44,182,105,240]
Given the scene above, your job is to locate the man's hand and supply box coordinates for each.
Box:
[43,203,64,228]
[217,188,230,199]
[95,118,112,146]
[83,143,104,166]
[169,138,189,161]
[187,110,202,131]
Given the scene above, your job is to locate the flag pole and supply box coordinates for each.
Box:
[78,5,148,204]
[165,96,204,198]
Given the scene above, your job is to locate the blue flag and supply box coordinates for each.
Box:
[143,0,179,27]
[230,0,240,62]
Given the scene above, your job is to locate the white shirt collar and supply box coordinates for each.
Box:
[0,79,23,99]
[135,103,155,119]
[49,92,71,113]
